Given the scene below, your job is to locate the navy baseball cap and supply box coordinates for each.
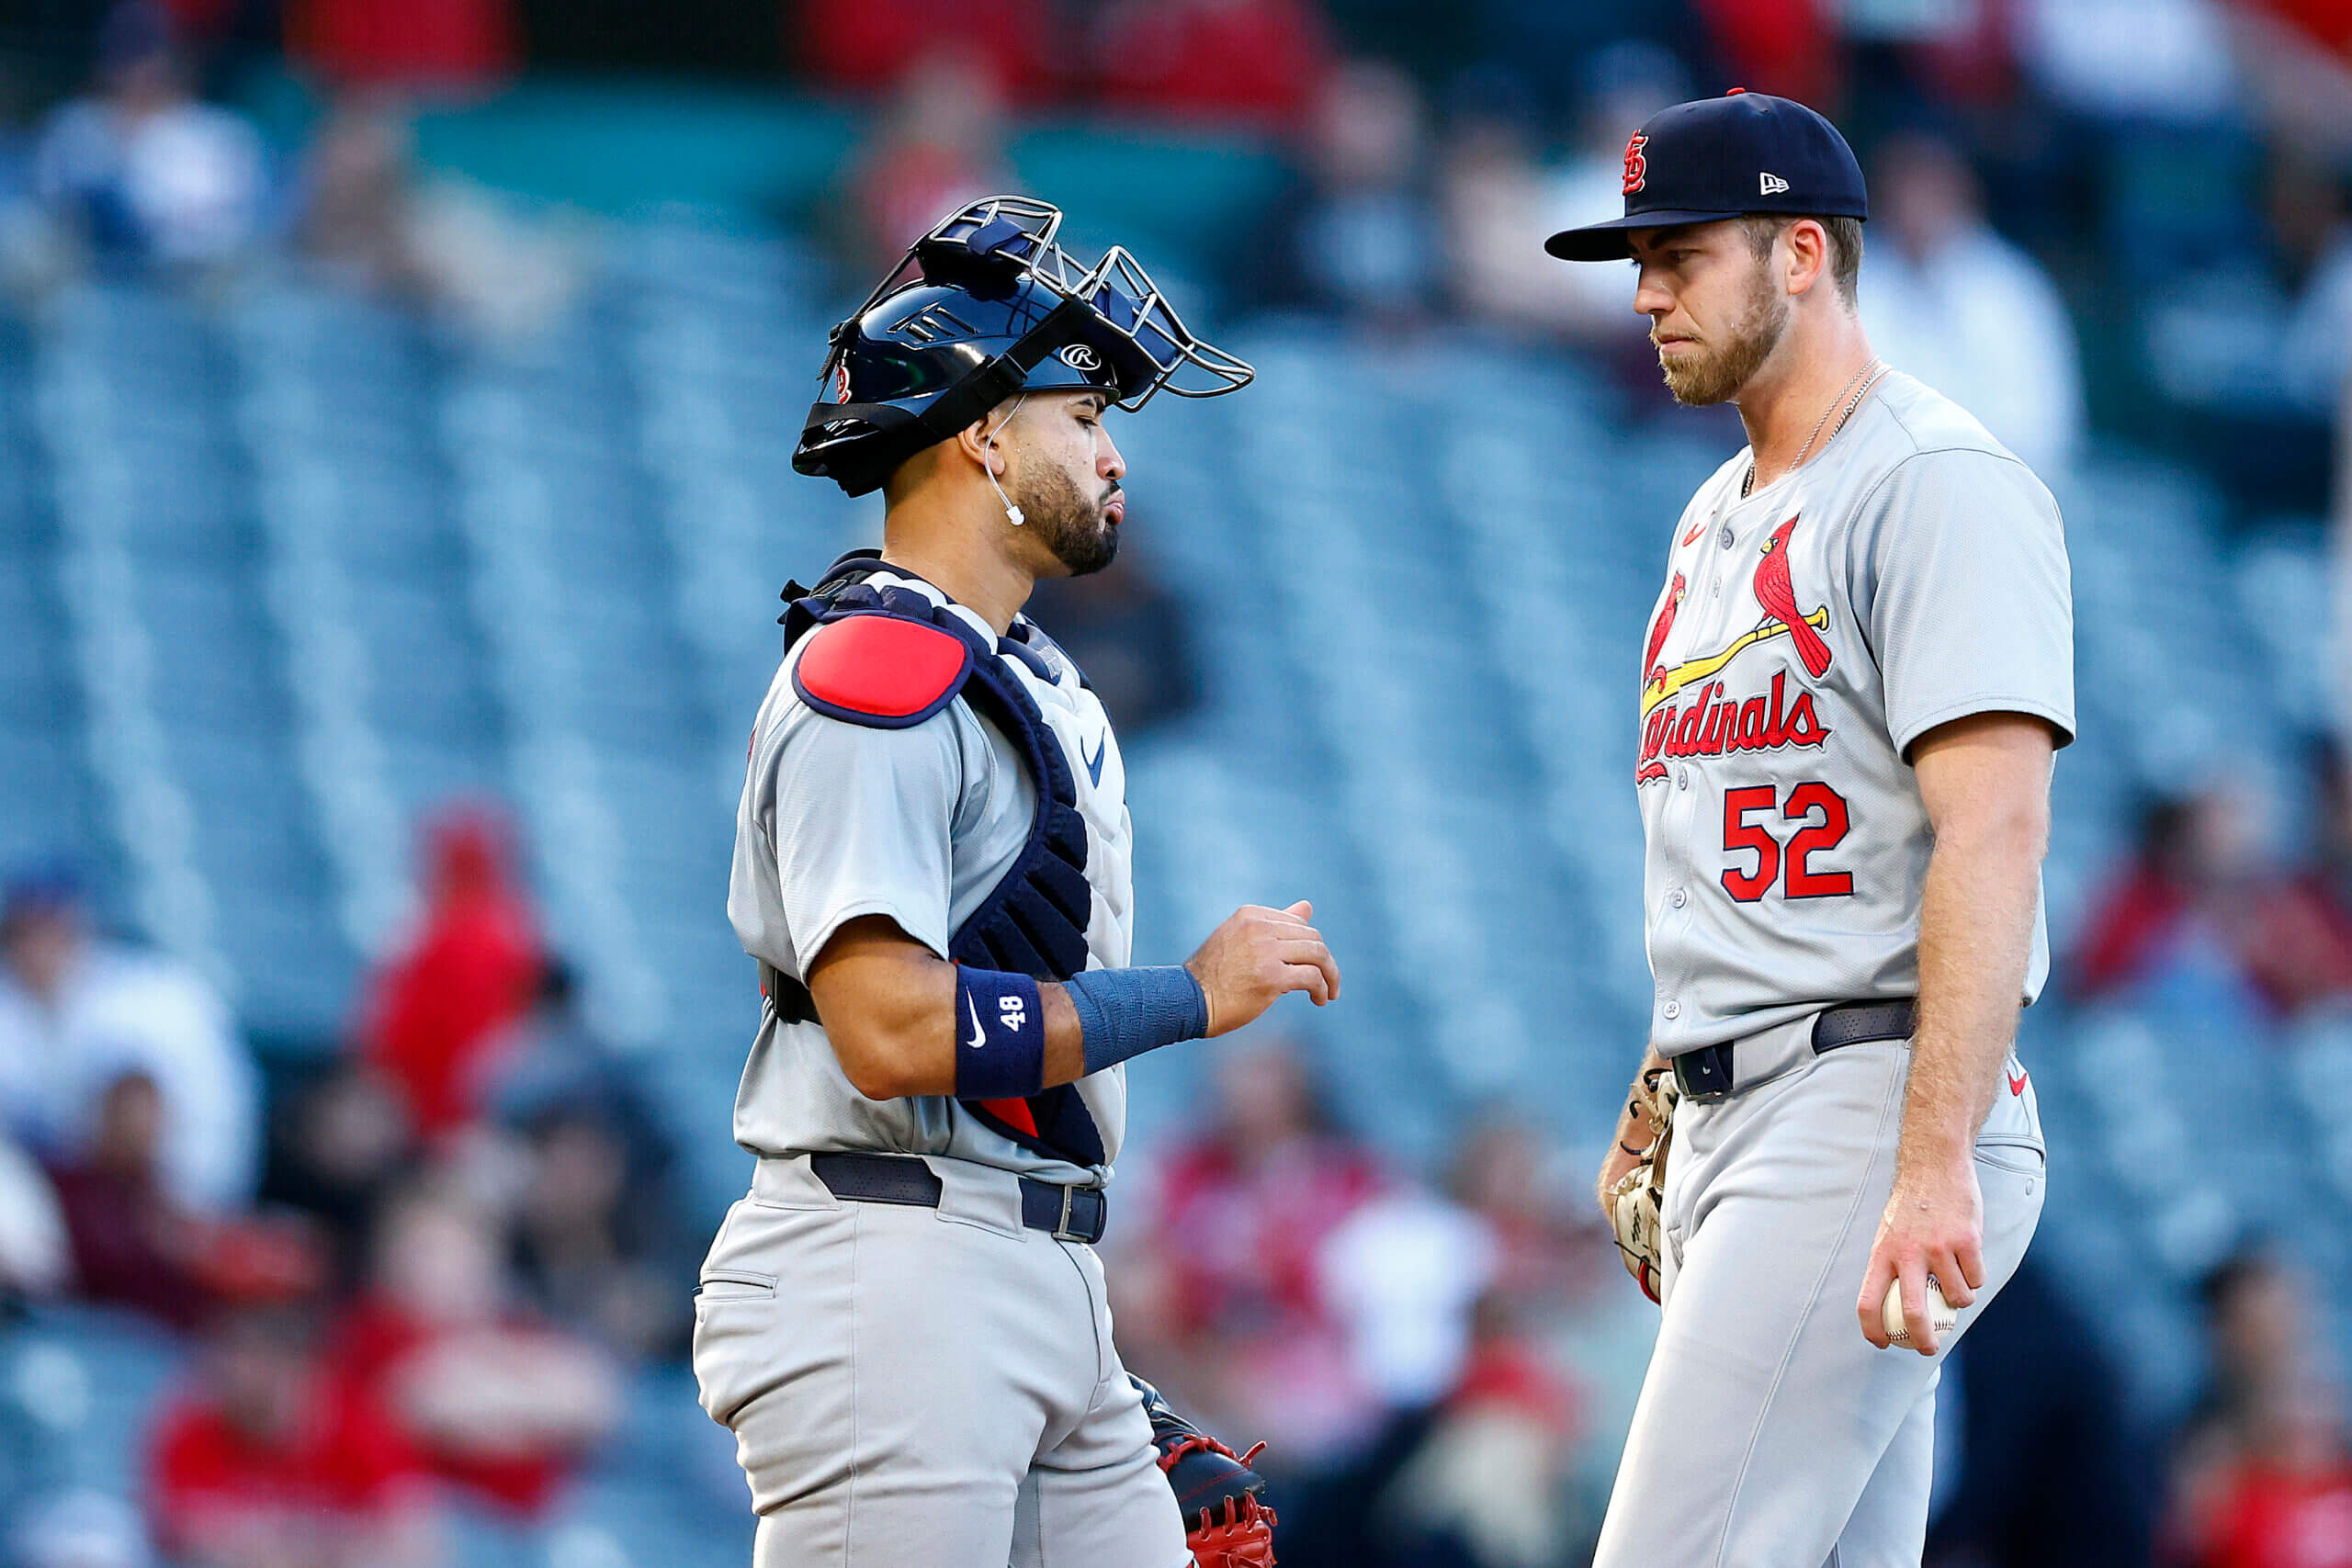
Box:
[1545,90,1867,262]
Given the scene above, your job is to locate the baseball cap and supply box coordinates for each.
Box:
[1545,90,1867,263]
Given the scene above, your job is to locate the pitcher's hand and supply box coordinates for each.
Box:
[1857,1153,1983,1355]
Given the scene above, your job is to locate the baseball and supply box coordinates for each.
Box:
[1881,1279,1957,1345]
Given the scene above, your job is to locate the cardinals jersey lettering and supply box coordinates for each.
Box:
[728,566,1136,1184]
[1639,372,2074,1053]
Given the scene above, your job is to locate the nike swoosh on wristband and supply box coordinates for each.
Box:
[1083,733,1106,786]
[965,993,986,1049]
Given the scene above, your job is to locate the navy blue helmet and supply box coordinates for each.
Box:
[795,197,1254,496]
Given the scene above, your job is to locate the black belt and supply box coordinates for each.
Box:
[1670,999,1917,1101]
[808,1152,1107,1245]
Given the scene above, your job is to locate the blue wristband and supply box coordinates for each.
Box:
[954,967,1046,1100]
[1065,966,1211,1077]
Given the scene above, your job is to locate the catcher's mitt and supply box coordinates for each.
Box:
[1609,1065,1679,1303]
[1131,1375,1276,1568]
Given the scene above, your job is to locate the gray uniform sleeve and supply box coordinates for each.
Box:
[764,708,965,977]
[1849,447,2075,759]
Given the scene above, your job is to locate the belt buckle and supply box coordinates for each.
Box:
[1674,1044,1736,1103]
[1051,1184,1085,1243]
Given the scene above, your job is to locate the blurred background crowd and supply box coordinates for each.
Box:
[0,0,2348,1564]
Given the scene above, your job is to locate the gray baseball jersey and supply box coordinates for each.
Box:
[1635,370,2075,1055]
[727,565,1135,1186]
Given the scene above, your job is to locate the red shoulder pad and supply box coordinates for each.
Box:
[792,613,974,728]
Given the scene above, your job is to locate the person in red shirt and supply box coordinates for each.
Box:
[1127,1038,1388,1466]
[356,805,542,1142]
[149,1304,434,1568]
[50,1070,319,1329]
[1087,0,1334,130]
[330,1186,617,1517]
[793,0,1054,102]
[2182,1378,2352,1568]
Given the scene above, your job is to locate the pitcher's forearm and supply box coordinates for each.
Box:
[1903,818,2043,1172]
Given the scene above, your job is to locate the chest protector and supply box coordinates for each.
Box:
[763,551,1106,1167]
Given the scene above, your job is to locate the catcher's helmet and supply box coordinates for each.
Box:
[795,197,1254,496]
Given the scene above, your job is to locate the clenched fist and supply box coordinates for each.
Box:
[1184,901,1340,1036]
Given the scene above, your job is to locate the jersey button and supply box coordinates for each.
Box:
[1719,525,1735,548]
[1662,1000,1681,1020]
[1677,768,1690,790]
[1669,887,1688,909]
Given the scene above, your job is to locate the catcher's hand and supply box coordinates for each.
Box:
[1130,1376,1276,1568]
[1607,1065,1678,1304]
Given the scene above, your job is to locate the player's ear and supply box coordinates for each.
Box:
[1784,219,1829,299]
[955,398,1021,477]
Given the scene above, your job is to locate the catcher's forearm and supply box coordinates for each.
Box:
[1900,781,2046,1178]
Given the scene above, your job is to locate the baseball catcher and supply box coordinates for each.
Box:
[690,195,1328,1567]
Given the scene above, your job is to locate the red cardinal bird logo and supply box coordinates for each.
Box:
[1644,572,1686,685]
[1752,515,1833,678]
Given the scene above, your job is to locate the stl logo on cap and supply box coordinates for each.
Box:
[1622,130,1649,195]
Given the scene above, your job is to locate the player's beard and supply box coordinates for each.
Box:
[1657,262,1789,407]
[1019,464,1120,578]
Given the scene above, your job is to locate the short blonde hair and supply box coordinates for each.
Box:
[1740,214,1862,304]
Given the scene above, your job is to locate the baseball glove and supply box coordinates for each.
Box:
[1130,1375,1277,1568]
[1609,1065,1679,1303]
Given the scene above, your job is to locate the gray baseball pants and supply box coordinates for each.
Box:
[691,1153,1191,1568]
[1592,1012,2046,1568]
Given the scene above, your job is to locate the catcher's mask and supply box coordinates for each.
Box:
[795,196,1255,496]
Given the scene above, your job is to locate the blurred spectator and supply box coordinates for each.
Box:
[0,864,260,1214]
[28,3,266,276]
[1087,0,1334,130]
[827,51,1016,278]
[1023,547,1203,736]
[1320,1179,1494,1417]
[1367,1295,1581,1568]
[148,1303,434,1568]
[47,1070,320,1330]
[1134,1037,1389,1467]
[291,93,437,304]
[1439,71,1590,338]
[1690,0,1840,108]
[795,0,1054,102]
[1442,1115,1590,1311]
[283,0,517,93]
[2179,1378,2352,1568]
[1538,43,1696,378]
[2013,0,2240,125]
[259,1061,413,1292]
[2071,783,2352,1021]
[46,1071,213,1327]
[1250,60,1442,327]
[2275,156,2352,414]
[331,1186,618,1515]
[292,93,594,342]
[479,961,695,1359]
[0,1128,68,1306]
[1859,130,2086,474]
[2176,1250,2316,1489]
[356,806,543,1144]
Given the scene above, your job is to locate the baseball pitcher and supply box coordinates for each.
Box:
[694,197,1331,1567]
[1547,94,2074,1565]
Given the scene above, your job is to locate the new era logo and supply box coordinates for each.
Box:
[1759,172,1790,196]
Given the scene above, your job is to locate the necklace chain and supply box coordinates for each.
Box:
[1742,357,1885,500]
